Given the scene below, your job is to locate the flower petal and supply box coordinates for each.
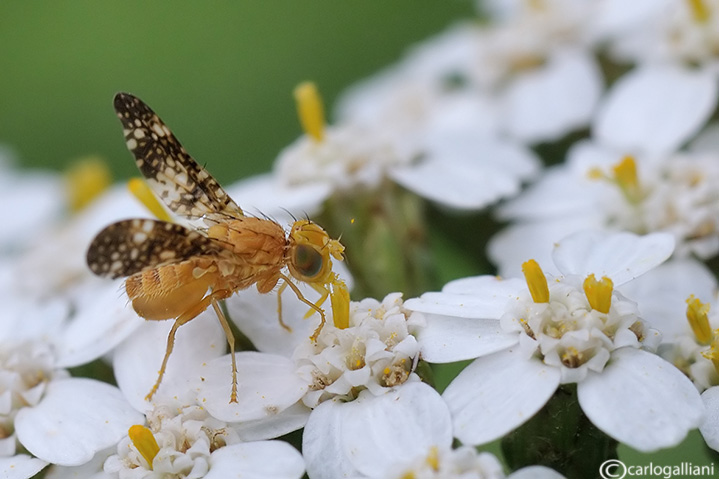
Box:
[404,276,525,318]
[113,310,227,412]
[54,281,145,368]
[503,48,602,143]
[578,348,703,452]
[416,313,518,363]
[699,387,719,452]
[594,65,717,156]
[15,378,143,466]
[303,382,452,479]
[619,258,717,339]
[205,441,305,479]
[552,230,674,285]
[194,352,308,424]
[226,173,331,221]
[0,455,47,479]
[233,402,312,442]
[443,348,561,445]
[508,465,567,479]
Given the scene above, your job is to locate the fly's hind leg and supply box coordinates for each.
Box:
[209,293,239,404]
[145,289,239,404]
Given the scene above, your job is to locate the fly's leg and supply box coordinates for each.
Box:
[275,281,293,333]
[277,272,326,342]
[145,289,238,404]
[210,294,239,403]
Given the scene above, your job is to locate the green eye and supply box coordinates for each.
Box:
[293,244,323,279]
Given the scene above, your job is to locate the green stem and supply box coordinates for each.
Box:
[501,384,618,479]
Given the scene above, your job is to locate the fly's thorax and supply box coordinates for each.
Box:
[206,217,287,267]
[287,219,344,283]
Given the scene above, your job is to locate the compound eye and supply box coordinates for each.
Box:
[293,244,324,279]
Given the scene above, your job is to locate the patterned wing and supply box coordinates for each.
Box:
[113,92,243,223]
[87,218,226,279]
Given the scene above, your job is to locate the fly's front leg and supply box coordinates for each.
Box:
[277,272,326,342]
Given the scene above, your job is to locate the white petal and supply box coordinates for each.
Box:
[416,314,517,363]
[508,465,567,479]
[113,310,227,412]
[594,65,717,156]
[443,348,561,445]
[44,447,115,479]
[303,382,452,479]
[0,455,47,479]
[225,173,331,221]
[15,378,143,466]
[205,441,305,479]
[503,49,602,143]
[552,230,674,285]
[619,258,717,338]
[488,216,602,279]
[233,402,312,442]
[54,281,145,368]
[699,387,719,452]
[194,352,307,423]
[404,276,525,318]
[578,348,703,452]
[390,137,539,210]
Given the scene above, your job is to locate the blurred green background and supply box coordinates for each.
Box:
[0,1,473,182]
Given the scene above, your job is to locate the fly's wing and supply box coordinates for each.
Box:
[87,218,227,279]
[113,92,244,225]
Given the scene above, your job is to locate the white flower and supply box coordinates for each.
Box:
[102,404,304,479]
[490,65,719,278]
[0,268,143,477]
[406,231,703,452]
[301,380,565,479]
[189,293,423,445]
[0,147,65,255]
[599,0,719,71]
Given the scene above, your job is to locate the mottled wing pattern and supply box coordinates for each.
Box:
[113,92,243,223]
[87,218,225,279]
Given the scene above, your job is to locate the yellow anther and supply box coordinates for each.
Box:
[330,277,350,330]
[128,178,171,222]
[426,446,440,471]
[612,155,642,204]
[687,0,710,23]
[583,274,614,314]
[293,81,325,142]
[687,295,712,345]
[65,157,111,212]
[128,425,160,470]
[522,260,549,304]
[701,333,719,376]
[587,167,604,180]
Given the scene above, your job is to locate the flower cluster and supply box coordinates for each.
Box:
[5,0,719,478]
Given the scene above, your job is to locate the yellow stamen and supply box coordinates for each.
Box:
[128,425,160,469]
[128,178,171,222]
[65,157,111,212]
[612,155,642,204]
[522,260,549,303]
[687,295,712,344]
[330,276,350,330]
[293,81,325,142]
[701,332,719,376]
[687,0,710,23]
[583,274,614,314]
[425,445,440,471]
